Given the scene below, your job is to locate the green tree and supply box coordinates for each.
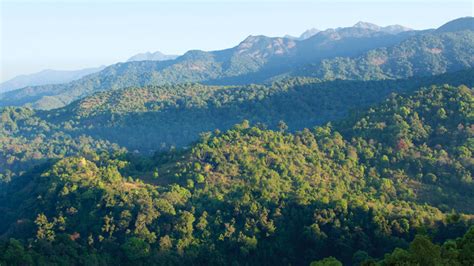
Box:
[35,213,55,242]
[310,257,343,266]
[121,237,151,260]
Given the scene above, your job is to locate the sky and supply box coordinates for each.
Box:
[0,0,472,82]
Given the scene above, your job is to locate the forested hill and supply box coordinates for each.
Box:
[436,16,474,33]
[36,68,474,149]
[0,82,472,265]
[293,30,474,80]
[0,16,473,266]
[56,69,474,152]
[0,29,414,109]
[0,69,472,183]
[1,17,472,110]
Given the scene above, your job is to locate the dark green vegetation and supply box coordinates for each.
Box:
[0,16,473,266]
[1,17,472,110]
[297,30,474,80]
[1,69,472,183]
[310,228,474,265]
[0,82,473,265]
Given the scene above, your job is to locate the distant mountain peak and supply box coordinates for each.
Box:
[127,51,179,62]
[0,66,106,93]
[383,24,412,32]
[353,21,381,30]
[299,28,320,40]
[2,17,470,110]
[236,35,296,59]
[436,16,474,33]
[237,35,269,49]
[352,21,412,34]
[241,35,267,42]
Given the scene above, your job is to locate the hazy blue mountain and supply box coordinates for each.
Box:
[293,29,474,80]
[0,18,470,110]
[286,21,410,41]
[352,21,412,34]
[297,28,320,40]
[284,28,319,40]
[127,51,179,62]
[436,16,474,33]
[0,66,105,93]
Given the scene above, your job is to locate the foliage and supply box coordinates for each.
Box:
[0,84,472,265]
[296,30,474,81]
[0,24,471,110]
[1,70,472,183]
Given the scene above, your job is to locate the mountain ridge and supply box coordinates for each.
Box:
[0,17,471,110]
[0,65,106,93]
[436,16,474,33]
[0,80,472,264]
[127,51,179,62]
[353,21,412,33]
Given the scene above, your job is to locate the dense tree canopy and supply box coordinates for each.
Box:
[0,16,473,266]
[0,83,472,265]
[1,69,472,184]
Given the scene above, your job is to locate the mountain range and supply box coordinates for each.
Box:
[352,21,412,33]
[0,51,178,93]
[0,66,106,93]
[127,51,179,62]
[2,17,472,110]
[285,28,320,40]
[0,23,367,94]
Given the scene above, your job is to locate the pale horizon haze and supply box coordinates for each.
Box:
[0,0,472,82]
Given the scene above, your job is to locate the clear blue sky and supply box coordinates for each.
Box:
[0,0,472,82]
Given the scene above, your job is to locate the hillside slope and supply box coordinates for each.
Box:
[0,66,105,93]
[1,69,472,183]
[295,30,474,80]
[0,83,472,265]
[0,21,426,110]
